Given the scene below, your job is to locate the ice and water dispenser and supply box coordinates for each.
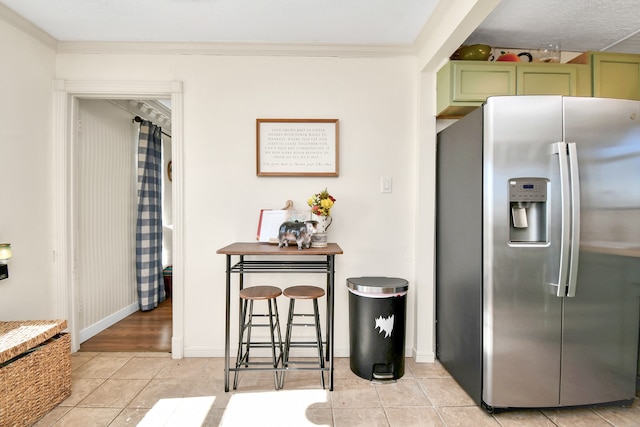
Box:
[509,178,548,243]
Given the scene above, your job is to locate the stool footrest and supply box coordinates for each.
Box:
[239,341,281,347]
[286,342,323,347]
[237,360,281,367]
[284,360,323,365]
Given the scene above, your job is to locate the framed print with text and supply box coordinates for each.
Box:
[257,118,339,176]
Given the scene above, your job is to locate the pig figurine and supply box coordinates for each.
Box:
[278,220,317,250]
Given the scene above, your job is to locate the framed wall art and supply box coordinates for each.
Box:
[256,118,339,177]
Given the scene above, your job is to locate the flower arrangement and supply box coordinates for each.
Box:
[308,188,336,217]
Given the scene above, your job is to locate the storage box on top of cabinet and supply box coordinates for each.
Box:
[0,320,71,426]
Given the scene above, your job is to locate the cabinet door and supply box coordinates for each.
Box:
[517,64,579,96]
[437,61,516,117]
[452,62,515,102]
[592,53,640,100]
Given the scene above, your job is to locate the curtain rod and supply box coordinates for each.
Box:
[133,116,172,138]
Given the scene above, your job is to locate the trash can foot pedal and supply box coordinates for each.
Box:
[372,372,397,384]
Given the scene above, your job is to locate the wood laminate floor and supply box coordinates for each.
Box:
[79,298,172,353]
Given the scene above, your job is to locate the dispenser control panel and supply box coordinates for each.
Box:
[509,179,547,202]
[509,177,549,242]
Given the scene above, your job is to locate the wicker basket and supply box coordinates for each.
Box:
[0,320,71,427]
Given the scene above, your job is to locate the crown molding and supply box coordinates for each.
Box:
[1,5,416,58]
[56,40,416,58]
[0,3,58,50]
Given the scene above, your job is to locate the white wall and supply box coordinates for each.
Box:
[410,0,500,362]
[76,99,138,340]
[0,0,496,361]
[56,53,418,357]
[162,134,173,268]
[0,17,56,319]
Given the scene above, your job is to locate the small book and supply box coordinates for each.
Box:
[257,209,311,242]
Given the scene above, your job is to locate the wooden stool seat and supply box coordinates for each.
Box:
[283,285,325,300]
[240,285,282,300]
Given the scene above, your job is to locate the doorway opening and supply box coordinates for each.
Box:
[53,80,184,358]
[73,99,173,352]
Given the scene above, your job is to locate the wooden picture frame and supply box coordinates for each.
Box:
[256,118,339,176]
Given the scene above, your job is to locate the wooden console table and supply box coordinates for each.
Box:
[217,242,343,391]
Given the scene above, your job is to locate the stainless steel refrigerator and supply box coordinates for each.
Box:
[436,95,640,411]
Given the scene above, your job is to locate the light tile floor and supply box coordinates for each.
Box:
[32,352,640,426]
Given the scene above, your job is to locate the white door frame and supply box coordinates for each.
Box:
[52,80,184,358]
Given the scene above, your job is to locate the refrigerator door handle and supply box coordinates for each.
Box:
[553,142,571,297]
[566,142,581,297]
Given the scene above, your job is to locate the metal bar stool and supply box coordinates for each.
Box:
[234,285,283,390]
[280,285,325,389]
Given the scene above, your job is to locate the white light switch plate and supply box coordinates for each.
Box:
[381,176,392,193]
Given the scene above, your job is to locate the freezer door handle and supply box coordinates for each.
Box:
[553,142,571,297]
[566,142,581,297]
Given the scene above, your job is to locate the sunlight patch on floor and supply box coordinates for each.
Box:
[137,396,215,426]
[221,389,330,427]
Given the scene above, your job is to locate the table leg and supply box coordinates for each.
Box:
[328,255,335,391]
[224,255,231,392]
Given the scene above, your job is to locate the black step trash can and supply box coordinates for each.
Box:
[347,276,408,382]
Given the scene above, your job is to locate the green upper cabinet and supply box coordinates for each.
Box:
[570,52,640,100]
[437,61,514,118]
[517,63,581,95]
[437,60,589,118]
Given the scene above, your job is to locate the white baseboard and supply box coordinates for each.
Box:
[171,336,184,359]
[79,302,139,343]
[412,347,435,363]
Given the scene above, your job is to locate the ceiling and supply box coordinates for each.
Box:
[1,0,639,54]
[464,0,640,55]
[0,0,435,45]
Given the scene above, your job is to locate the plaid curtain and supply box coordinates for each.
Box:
[136,120,165,311]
